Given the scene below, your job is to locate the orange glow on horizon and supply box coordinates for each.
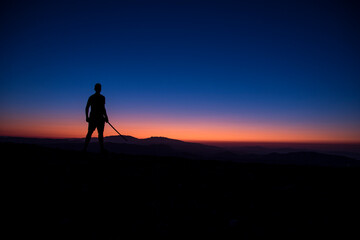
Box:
[1,115,359,144]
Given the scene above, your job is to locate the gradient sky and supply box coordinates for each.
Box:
[1,0,359,142]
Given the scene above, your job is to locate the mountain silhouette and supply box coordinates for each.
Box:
[1,136,359,167]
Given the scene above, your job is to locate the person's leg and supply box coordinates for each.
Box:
[97,121,105,152]
[84,122,96,151]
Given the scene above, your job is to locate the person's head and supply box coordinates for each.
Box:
[94,83,101,93]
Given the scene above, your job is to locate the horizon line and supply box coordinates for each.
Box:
[1,134,360,145]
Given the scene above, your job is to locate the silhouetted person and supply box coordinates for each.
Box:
[83,83,109,153]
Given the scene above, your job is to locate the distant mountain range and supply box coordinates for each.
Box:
[1,135,359,167]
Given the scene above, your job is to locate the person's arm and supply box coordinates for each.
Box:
[104,107,109,123]
[85,98,91,122]
[103,97,109,122]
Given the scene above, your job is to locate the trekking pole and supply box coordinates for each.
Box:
[107,122,128,142]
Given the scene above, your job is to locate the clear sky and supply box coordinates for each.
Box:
[1,0,359,142]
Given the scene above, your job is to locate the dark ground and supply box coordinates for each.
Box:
[4,142,360,239]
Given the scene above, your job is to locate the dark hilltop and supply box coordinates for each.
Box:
[3,137,360,239]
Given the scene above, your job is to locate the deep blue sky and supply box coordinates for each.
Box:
[1,0,359,141]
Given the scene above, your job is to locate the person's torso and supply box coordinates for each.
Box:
[89,94,105,117]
